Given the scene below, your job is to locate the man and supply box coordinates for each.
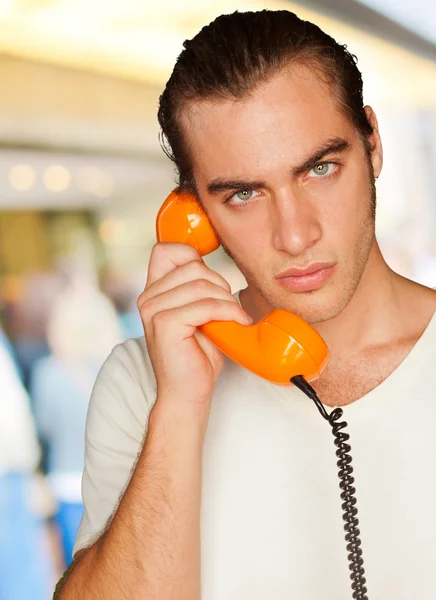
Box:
[55,10,436,600]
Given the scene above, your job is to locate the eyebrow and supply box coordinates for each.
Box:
[206,137,351,195]
[292,138,350,176]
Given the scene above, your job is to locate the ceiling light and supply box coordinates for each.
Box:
[99,218,124,245]
[9,164,36,191]
[43,164,71,192]
[77,166,114,198]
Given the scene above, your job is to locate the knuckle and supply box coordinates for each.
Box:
[183,244,201,259]
[193,278,213,293]
[204,297,221,310]
[151,310,171,328]
[139,301,151,322]
[232,301,245,316]
[187,260,206,277]
[150,242,164,260]
[139,296,160,322]
[137,290,150,310]
[149,242,176,264]
[216,274,231,291]
[213,272,231,292]
[155,242,199,260]
[136,291,147,309]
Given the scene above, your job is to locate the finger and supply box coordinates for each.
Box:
[149,298,252,340]
[146,242,203,285]
[138,260,231,308]
[139,279,239,320]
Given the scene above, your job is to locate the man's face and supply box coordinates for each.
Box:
[181,65,382,323]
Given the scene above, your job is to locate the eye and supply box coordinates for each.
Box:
[308,162,336,178]
[227,188,260,206]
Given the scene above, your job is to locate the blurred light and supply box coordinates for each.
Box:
[0,0,433,104]
[99,218,125,245]
[77,166,115,198]
[0,0,15,16]
[0,1,288,85]
[9,164,36,191]
[126,29,185,70]
[43,164,71,192]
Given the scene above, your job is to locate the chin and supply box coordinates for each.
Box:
[243,257,365,324]
[290,300,344,324]
[261,281,351,324]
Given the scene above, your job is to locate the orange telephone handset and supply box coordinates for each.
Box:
[156,189,329,385]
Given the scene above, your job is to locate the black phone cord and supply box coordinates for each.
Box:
[290,375,369,600]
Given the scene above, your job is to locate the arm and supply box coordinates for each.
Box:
[55,399,208,600]
[54,242,250,600]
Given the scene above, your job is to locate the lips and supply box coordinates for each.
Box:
[276,262,336,293]
[276,262,336,279]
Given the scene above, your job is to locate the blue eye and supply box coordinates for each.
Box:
[228,189,260,205]
[236,190,254,201]
[309,162,335,177]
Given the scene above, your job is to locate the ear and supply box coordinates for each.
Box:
[364,106,383,179]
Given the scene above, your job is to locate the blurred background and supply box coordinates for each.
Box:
[0,0,435,597]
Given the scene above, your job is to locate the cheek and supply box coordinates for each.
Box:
[312,166,371,239]
[213,211,270,263]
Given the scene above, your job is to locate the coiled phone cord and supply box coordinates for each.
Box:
[290,375,369,600]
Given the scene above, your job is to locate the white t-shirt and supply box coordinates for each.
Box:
[74,304,436,600]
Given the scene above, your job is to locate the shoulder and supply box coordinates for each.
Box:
[97,336,154,393]
[88,336,156,434]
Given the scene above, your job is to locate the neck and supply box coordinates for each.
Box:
[313,244,400,359]
[240,242,424,363]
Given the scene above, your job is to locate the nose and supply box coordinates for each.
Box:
[271,187,322,257]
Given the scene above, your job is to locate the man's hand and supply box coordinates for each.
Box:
[138,242,252,406]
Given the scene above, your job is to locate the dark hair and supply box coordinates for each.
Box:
[158,9,374,193]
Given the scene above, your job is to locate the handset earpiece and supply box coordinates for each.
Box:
[156,189,329,384]
[156,189,220,256]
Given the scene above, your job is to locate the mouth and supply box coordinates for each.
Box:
[276,263,336,292]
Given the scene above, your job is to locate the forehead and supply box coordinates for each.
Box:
[181,64,355,183]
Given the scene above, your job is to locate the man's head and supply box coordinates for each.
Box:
[158,10,383,323]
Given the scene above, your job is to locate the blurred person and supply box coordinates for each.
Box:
[30,276,124,569]
[0,327,53,600]
[7,272,64,390]
[0,325,23,380]
[100,268,144,340]
[55,9,436,600]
